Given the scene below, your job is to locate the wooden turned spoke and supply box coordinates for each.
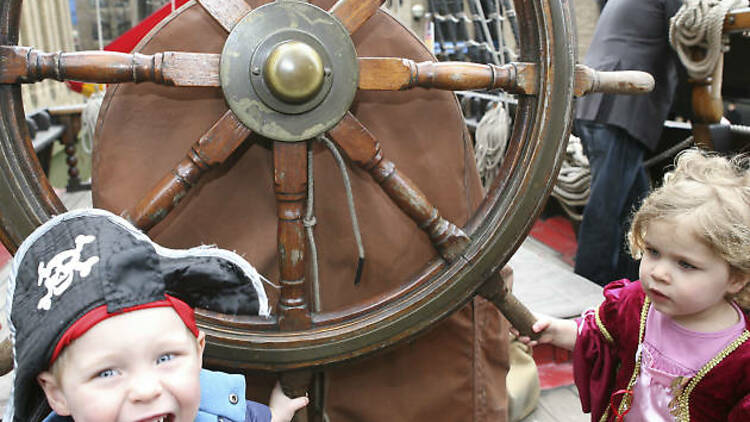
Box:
[196,0,253,33]
[329,0,386,34]
[122,110,251,231]
[327,113,469,262]
[574,64,655,97]
[358,58,655,97]
[274,142,312,331]
[357,58,537,94]
[477,267,540,341]
[0,47,220,87]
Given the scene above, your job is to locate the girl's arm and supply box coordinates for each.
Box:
[517,314,577,351]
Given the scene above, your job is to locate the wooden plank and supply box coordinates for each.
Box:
[522,386,588,422]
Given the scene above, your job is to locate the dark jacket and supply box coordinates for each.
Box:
[575,0,684,151]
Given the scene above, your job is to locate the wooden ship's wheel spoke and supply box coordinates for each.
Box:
[327,113,469,262]
[0,47,221,87]
[329,0,386,34]
[196,0,253,33]
[122,110,252,231]
[273,141,313,332]
[358,57,655,96]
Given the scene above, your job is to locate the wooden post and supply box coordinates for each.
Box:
[273,141,312,421]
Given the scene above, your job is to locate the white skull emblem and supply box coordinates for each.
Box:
[37,234,100,311]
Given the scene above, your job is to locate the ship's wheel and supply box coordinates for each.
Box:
[0,0,652,418]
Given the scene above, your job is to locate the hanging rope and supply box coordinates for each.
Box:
[550,135,591,222]
[669,0,747,80]
[78,89,105,155]
[304,136,367,303]
[474,102,510,187]
[316,135,365,285]
[304,142,322,311]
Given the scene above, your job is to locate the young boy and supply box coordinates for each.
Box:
[5,209,308,422]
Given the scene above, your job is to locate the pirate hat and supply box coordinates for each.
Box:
[4,208,269,422]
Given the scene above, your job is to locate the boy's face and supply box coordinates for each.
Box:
[38,307,205,422]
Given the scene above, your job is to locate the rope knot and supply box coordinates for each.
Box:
[303,216,317,228]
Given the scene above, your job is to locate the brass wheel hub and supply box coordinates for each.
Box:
[220,1,358,142]
[264,41,325,104]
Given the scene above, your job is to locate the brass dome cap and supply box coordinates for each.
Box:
[263,41,325,104]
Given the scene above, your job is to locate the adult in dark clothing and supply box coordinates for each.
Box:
[574,0,683,286]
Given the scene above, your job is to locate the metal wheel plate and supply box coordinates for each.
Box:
[220,1,358,142]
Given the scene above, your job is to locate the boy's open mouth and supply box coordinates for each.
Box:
[137,413,174,422]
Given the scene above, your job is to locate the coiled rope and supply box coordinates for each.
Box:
[669,0,747,80]
[550,135,591,222]
[474,103,510,188]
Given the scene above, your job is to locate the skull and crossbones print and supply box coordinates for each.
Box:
[36,234,100,311]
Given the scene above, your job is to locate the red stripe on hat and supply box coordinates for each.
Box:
[50,295,198,365]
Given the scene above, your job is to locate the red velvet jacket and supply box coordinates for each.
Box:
[574,279,750,421]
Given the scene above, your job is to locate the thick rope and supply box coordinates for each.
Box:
[474,103,511,187]
[643,136,695,168]
[550,135,591,222]
[669,0,747,80]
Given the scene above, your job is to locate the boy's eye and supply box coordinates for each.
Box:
[156,353,175,364]
[646,247,659,257]
[97,368,118,379]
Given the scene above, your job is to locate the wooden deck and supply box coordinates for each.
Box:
[510,236,598,422]
[523,385,589,422]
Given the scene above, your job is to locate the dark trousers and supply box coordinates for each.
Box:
[573,120,650,286]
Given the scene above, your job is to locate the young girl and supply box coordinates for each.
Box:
[524,149,750,421]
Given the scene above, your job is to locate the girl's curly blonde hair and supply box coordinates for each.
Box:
[628,148,750,308]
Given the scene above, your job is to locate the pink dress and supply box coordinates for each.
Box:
[626,304,746,420]
[573,279,750,422]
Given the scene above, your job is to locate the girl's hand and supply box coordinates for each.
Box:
[512,314,577,351]
[512,315,553,347]
[269,381,309,422]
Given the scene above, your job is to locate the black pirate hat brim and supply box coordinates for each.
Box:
[5,208,270,422]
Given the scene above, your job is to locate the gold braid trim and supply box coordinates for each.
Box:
[614,297,651,417]
[675,329,750,421]
[598,297,650,421]
[595,302,615,344]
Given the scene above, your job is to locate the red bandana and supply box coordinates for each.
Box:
[50,294,198,365]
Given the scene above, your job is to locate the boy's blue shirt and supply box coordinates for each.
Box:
[42,369,271,422]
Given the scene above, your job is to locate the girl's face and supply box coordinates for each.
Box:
[639,218,749,332]
[38,307,205,422]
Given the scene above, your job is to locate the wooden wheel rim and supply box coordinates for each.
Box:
[0,0,575,371]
